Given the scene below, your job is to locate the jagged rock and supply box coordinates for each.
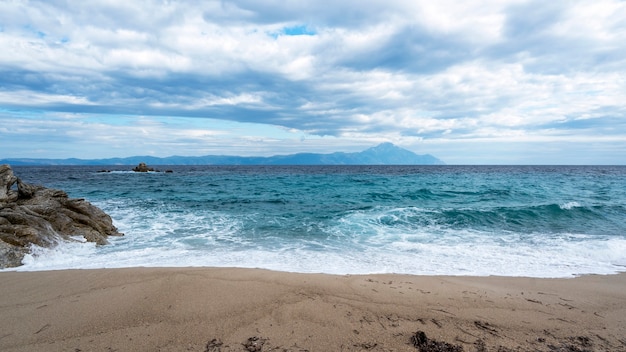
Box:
[132,162,155,172]
[16,178,40,199]
[0,164,18,201]
[0,164,123,269]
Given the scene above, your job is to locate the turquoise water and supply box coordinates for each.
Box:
[9,165,626,277]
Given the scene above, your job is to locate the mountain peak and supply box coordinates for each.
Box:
[357,143,443,165]
[367,142,401,152]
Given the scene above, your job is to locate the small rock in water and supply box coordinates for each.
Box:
[132,162,155,172]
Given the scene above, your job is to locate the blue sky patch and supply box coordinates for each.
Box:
[268,25,316,38]
[282,25,316,36]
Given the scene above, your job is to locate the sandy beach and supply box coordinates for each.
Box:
[0,268,624,352]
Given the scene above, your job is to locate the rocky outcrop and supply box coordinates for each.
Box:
[131,163,173,173]
[0,165,123,269]
[132,162,155,172]
[0,164,18,200]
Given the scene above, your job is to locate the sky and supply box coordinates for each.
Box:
[1,0,625,164]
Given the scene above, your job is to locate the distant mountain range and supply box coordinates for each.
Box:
[1,143,444,166]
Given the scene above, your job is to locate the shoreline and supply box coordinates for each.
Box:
[1,268,624,351]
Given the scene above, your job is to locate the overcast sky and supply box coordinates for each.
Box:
[1,0,625,164]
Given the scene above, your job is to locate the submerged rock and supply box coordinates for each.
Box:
[0,164,123,269]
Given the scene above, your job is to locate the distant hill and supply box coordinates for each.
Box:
[1,143,445,166]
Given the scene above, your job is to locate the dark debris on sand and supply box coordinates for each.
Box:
[243,336,267,352]
[205,338,223,352]
[409,329,604,352]
[202,330,605,352]
[411,331,464,352]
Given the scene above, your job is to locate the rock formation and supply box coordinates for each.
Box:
[0,164,18,200]
[132,162,154,172]
[0,164,123,269]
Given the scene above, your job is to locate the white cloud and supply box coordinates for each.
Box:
[0,0,625,163]
[0,90,95,106]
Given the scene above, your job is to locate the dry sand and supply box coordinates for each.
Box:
[0,268,624,352]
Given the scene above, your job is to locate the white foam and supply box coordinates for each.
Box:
[10,233,626,277]
[6,203,626,278]
[560,201,581,210]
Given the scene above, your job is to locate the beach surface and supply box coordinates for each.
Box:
[1,268,624,352]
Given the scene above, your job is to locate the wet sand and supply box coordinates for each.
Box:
[0,268,624,351]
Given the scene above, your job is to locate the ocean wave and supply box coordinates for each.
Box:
[13,229,626,278]
[7,165,626,277]
[560,201,581,210]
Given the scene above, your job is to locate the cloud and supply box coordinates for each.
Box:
[0,0,625,163]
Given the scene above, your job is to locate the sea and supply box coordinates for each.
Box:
[6,165,626,278]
